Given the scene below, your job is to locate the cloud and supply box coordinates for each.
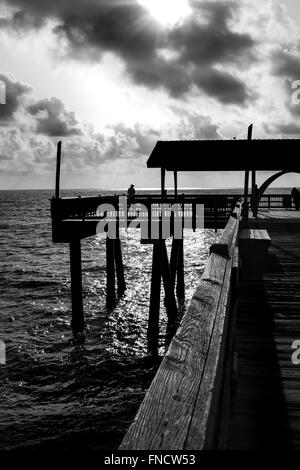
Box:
[264,121,300,137]
[27,97,82,136]
[0,73,31,122]
[0,0,255,104]
[0,72,164,173]
[273,50,300,81]
[0,71,228,177]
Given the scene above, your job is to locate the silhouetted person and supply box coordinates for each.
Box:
[127,184,135,198]
[291,187,300,210]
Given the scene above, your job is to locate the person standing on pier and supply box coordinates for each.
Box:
[291,187,300,210]
[127,184,135,199]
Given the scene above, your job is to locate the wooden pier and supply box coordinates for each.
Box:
[120,208,300,450]
[50,134,300,449]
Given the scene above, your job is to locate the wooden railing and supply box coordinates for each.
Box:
[51,193,292,222]
[119,203,241,450]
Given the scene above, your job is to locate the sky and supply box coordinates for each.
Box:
[1,0,300,190]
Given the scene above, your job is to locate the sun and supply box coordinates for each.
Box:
[138,0,191,27]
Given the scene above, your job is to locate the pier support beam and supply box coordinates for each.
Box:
[70,238,84,332]
[148,242,162,356]
[176,239,185,300]
[161,243,178,323]
[170,238,185,300]
[114,238,126,295]
[147,240,180,356]
[106,237,116,308]
[106,237,126,309]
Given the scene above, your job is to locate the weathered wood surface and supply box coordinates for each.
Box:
[210,204,241,258]
[240,228,271,241]
[120,207,240,450]
[228,212,300,449]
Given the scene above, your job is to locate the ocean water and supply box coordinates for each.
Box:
[0,187,289,450]
[0,189,223,451]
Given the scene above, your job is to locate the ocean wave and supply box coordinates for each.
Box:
[11,279,61,289]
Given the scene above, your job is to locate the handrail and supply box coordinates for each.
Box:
[119,204,241,450]
[51,194,289,222]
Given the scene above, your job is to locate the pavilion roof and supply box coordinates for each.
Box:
[146,139,300,171]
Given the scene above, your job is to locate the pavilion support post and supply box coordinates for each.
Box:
[174,171,178,198]
[148,242,162,357]
[114,238,126,295]
[70,238,84,332]
[243,170,250,226]
[106,237,116,309]
[252,170,258,217]
[55,141,62,199]
[161,167,166,199]
[242,124,253,227]
[251,170,256,208]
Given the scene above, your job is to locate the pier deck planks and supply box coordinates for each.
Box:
[228,211,300,449]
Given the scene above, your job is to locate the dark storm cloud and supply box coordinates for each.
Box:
[273,50,300,80]
[275,122,300,135]
[264,121,300,136]
[0,73,31,121]
[27,97,82,136]
[193,68,250,104]
[1,0,255,104]
[272,50,300,118]
[169,1,254,66]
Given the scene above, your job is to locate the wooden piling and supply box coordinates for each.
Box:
[114,238,126,295]
[148,242,162,356]
[70,238,84,332]
[176,239,185,300]
[106,237,116,308]
[161,242,178,323]
[170,238,180,288]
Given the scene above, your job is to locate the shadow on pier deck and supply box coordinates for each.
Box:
[228,211,300,449]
